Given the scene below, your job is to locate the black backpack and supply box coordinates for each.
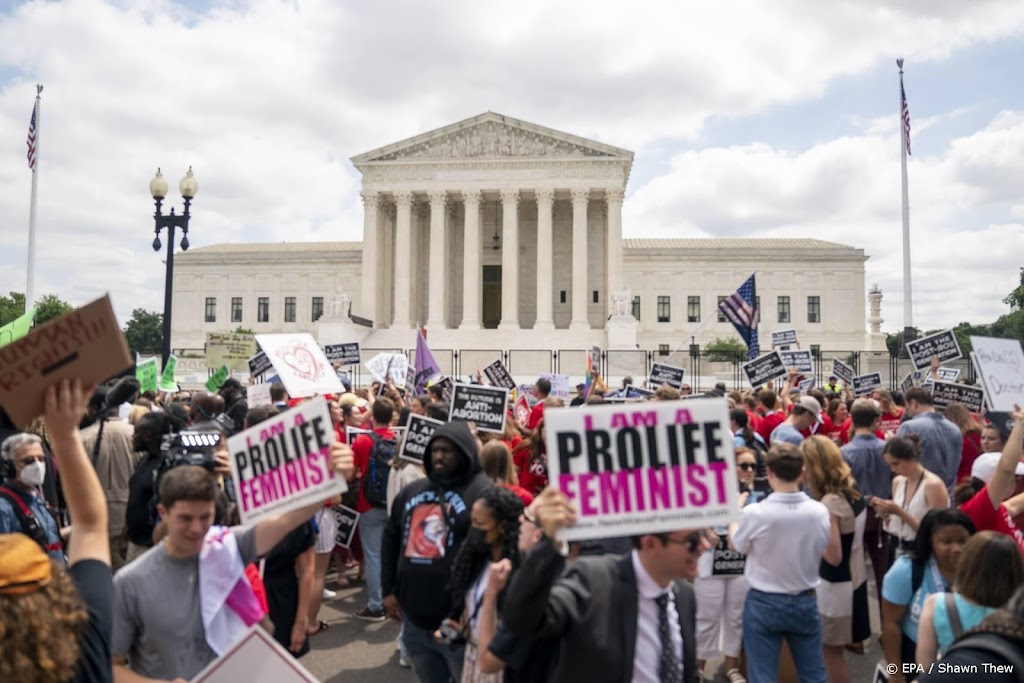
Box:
[362,433,397,508]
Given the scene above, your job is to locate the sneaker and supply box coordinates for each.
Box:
[322,588,338,599]
[354,607,387,622]
[725,669,747,683]
[399,654,411,668]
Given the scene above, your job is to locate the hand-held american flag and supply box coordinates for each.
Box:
[717,274,760,360]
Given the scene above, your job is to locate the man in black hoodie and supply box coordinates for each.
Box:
[381,421,493,683]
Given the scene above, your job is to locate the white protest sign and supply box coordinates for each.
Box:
[970,336,1024,412]
[539,373,571,398]
[365,352,408,386]
[247,382,273,408]
[544,398,740,541]
[771,329,798,347]
[449,383,508,433]
[399,413,445,463]
[227,397,346,525]
[254,334,342,399]
[905,330,963,370]
[191,625,318,683]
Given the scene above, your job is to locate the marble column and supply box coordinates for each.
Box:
[570,188,590,330]
[359,191,379,325]
[426,190,448,328]
[534,187,555,330]
[498,189,520,330]
[605,188,624,319]
[392,190,414,329]
[461,189,482,329]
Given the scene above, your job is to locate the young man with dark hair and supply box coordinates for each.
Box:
[898,387,962,493]
[770,396,822,447]
[269,382,289,409]
[528,377,552,430]
[755,390,785,443]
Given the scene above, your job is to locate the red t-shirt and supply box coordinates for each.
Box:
[513,444,548,496]
[956,432,983,484]
[757,411,786,444]
[351,427,396,513]
[745,409,763,437]
[527,402,545,431]
[799,414,834,439]
[960,485,1024,557]
[879,408,904,434]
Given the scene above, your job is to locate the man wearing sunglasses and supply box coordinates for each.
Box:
[502,487,709,683]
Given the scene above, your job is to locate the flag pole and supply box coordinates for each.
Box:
[26,84,43,311]
[897,59,913,341]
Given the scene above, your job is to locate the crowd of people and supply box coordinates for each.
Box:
[1,352,1023,683]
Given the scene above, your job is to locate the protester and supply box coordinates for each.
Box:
[769,395,822,446]
[897,387,963,494]
[874,435,949,563]
[0,432,64,564]
[825,398,849,443]
[527,378,550,430]
[269,382,289,410]
[512,418,548,497]
[943,402,984,485]
[755,389,786,443]
[479,440,533,506]
[872,388,905,434]
[123,411,184,563]
[216,378,248,434]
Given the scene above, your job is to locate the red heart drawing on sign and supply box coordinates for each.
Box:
[277,343,322,382]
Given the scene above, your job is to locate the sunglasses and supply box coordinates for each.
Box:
[738,463,757,471]
[663,531,706,553]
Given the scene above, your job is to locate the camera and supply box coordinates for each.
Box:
[160,431,220,471]
[437,620,466,648]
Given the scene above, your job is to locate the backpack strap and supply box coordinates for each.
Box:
[944,593,964,641]
[0,485,61,553]
[944,632,1024,672]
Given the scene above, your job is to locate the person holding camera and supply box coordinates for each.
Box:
[123,412,185,563]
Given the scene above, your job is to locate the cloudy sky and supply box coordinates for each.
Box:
[1,0,1022,334]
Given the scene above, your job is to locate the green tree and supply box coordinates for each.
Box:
[233,326,255,335]
[0,291,27,326]
[1003,268,1024,311]
[34,294,74,325]
[123,309,164,355]
[704,336,747,361]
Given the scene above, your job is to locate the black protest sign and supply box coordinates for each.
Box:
[831,358,855,385]
[930,381,985,413]
[899,371,916,394]
[648,363,685,390]
[434,376,455,405]
[936,367,960,382]
[248,351,273,377]
[406,365,416,396]
[323,343,361,366]
[399,414,445,463]
[448,383,508,433]
[779,350,813,373]
[483,360,516,390]
[771,329,798,347]
[332,506,360,549]
[743,352,787,387]
[710,536,745,576]
[852,372,883,395]
[906,330,963,370]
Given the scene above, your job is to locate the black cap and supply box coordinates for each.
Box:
[219,378,244,393]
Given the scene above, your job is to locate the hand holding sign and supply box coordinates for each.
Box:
[533,487,578,540]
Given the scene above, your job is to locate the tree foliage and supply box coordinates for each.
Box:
[0,292,27,327]
[704,336,747,361]
[123,309,164,355]
[0,291,74,327]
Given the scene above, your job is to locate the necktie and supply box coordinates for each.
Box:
[655,593,682,683]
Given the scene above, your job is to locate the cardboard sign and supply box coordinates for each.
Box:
[159,354,178,392]
[0,295,132,429]
[539,373,571,398]
[0,307,35,348]
[247,382,273,408]
[796,378,815,394]
[323,342,361,366]
[399,413,445,463]
[190,625,318,683]
[206,332,258,374]
[970,337,1024,412]
[831,358,855,385]
[742,351,787,387]
[513,395,531,426]
[771,329,798,347]
[483,359,517,390]
[205,365,230,392]
[906,330,963,370]
[779,349,813,373]
[248,351,273,377]
[936,367,960,382]
[648,363,685,390]
[544,398,740,541]
[227,397,345,525]
[136,357,159,394]
[256,333,343,399]
[449,383,508,434]
[332,505,360,549]
[852,372,883,395]
[931,381,985,413]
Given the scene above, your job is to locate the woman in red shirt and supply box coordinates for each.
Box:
[944,403,984,484]
[513,418,548,496]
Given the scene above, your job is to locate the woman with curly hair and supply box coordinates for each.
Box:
[437,486,523,683]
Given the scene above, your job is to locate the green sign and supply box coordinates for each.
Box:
[136,357,159,394]
[205,365,230,392]
[0,307,36,348]
[160,354,178,392]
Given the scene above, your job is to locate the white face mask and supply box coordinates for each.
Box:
[20,460,46,487]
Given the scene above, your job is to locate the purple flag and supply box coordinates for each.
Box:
[414,330,441,392]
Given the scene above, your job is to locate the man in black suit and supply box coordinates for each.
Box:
[502,487,707,683]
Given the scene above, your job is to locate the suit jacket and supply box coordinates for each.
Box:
[503,537,697,683]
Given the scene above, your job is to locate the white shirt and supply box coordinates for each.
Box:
[631,550,684,683]
[731,491,830,594]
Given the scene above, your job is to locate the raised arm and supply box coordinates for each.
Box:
[779,368,798,410]
[987,405,1024,509]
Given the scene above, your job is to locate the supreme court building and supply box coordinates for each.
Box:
[172,112,878,361]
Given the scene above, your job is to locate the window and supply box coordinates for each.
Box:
[311,296,324,322]
[284,297,296,323]
[658,344,670,356]
[204,297,216,323]
[807,295,821,323]
[560,291,566,304]
[631,296,640,321]
[257,297,269,323]
[230,297,242,323]
[657,296,671,323]
[593,290,599,304]
[687,296,700,323]
[717,295,727,323]
[777,296,790,323]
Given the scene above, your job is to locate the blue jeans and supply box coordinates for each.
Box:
[743,588,826,683]
[359,506,387,611]
[400,620,465,683]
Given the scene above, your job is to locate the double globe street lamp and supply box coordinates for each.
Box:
[150,167,198,367]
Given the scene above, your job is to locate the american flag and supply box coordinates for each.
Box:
[718,274,760,360]
[901,80,911,156]
[27,101,38,170]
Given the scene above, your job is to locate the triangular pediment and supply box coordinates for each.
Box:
[351,112,633,164]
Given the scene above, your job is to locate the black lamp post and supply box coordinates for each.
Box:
[150,167,198,367]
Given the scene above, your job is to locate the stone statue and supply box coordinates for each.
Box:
[324,283,352,321]
[611,289,632,317]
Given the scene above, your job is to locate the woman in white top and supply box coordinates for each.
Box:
[872,435,948,565]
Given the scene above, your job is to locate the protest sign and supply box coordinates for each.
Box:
[206,332,257,373]
[433,376,455,405]
[899,371,916,394]
[136,357,159,394]
[648,363,685,390]
[399,413,445,463]
[205,365,230,392]
[831,358,855,385]
[796,378,815,394]
[936,367,960,382]
[323,342,361,366]
[742,352,787,387]
[513,395,531,426]
[159,354,178,392]
[332,506,360,549]
[256,333,343,399]
[970,336,1024,412]
[405,365,416,395]
[544,398,740,541]
[346,426,372,445]
[227,397,345,525]
[248,382,273,408]
[0,295,133,429]
[771,329,798,347]
[449,383,508,433]
[483,359,517,390]
[190,625,318,683]
[539,373,571,398]
[852,372,883,395]
[365,351,409,386]
[248,351,273,378]
[0,307,35,348]
[905,330,962,370]
[930,380,985,413]
[779,350,813,373]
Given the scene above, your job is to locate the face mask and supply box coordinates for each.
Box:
[20,460,46,487]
